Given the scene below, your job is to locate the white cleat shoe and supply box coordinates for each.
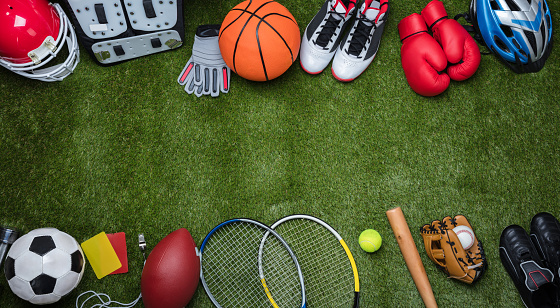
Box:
[300,0,357,74]
[331,0,389,81]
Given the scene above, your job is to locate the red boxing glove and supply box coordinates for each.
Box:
[422,0,481,81]
[398,13,449,97]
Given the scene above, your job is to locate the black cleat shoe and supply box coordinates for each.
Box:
[500,225,560,308]
[531,212,560,286]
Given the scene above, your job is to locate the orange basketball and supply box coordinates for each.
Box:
[219,0,300,82]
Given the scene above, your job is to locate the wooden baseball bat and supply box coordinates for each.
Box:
[386,207,438,308]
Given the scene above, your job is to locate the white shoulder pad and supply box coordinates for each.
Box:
[124,0,178,31]
[66,0,128,39]
[91,30,182,64]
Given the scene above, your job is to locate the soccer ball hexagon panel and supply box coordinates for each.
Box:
[4,227,85,305]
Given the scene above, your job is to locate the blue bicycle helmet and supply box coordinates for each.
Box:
[468,0,552,73]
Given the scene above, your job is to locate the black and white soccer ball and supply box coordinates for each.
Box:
[4,228,85,305]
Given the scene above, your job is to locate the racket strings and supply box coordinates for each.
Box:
[260,236,303,306]
[203,223,266,306]
[276,219,356,307]
[201,221,304,308]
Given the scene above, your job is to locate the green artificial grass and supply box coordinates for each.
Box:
[1,0,559,307]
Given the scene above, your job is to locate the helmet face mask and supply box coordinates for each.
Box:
[470,0,552,73]
[0,0,80,82]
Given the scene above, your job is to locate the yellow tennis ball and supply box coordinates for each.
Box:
[359,229,382,253]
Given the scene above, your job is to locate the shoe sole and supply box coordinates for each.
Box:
[331,66,358,82]
[300,59,324,75]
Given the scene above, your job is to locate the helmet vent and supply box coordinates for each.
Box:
[540,23,547,46]
[494,35,510,53]
[504,0,521,10]
[512,39,521,49]
[546,14,551,29]
[524,30,537,55]
[500,25,514,37]
[490,0,501,10]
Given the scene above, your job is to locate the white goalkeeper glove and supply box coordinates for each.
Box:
[178,24,231,97]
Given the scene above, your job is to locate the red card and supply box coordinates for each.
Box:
[106,232,128,275]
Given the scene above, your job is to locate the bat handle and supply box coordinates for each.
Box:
[386,207,438,308]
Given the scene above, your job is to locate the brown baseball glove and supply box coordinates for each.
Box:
[420,215,487,284]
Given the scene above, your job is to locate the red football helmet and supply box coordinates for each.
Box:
[0,0,79,81]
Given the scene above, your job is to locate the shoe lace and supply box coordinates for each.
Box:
[315,9,346,48]
[347,15,375,57]
[517,246,532,261]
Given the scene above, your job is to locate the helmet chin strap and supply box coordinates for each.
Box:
[29,35,80,81]
[28,36,57,65]
[28,13,81,82]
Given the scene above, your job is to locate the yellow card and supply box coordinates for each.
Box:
[81,232,122,279]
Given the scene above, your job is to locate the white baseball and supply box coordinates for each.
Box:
[453,226,475,249]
